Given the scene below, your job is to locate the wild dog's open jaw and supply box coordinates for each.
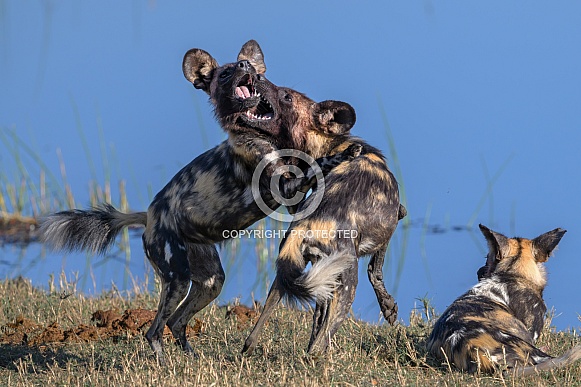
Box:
[235,76,274,122]
[235,85,252,99]
[245,100,274,121]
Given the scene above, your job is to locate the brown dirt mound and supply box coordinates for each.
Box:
[0,215,39,245]
[0,309,203,346]
[225,305,258,330]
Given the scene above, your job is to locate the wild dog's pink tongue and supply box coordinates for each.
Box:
[235,87,244,99]
[236,86,251,99]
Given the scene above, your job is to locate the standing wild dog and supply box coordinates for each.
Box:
[427,224,581,375]
[40,40,361,361]
[242,96,407,354]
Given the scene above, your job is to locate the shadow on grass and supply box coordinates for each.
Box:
[0,343,87,371]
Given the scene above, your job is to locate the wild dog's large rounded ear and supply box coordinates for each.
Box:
[479,224,510,261]
[478,224,508,279]
[238,40,266,74]
[182,48,219,93]
[532,228,566,262]
[313,101,356,135]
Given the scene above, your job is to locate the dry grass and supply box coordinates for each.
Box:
[0,277,580,386]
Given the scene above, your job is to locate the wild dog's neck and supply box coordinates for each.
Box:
[491,264,548,294]
[532,263,548,290]
[494,239,549,291]
[227,135,279,167]
[304,133,354,159]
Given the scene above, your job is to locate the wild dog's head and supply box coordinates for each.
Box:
[476,224,566,288]
[183,40,277,138]
[182,40,356,153]
[276,88,356,159]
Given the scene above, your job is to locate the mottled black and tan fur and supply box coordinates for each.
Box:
[243,99,407,354]
[427,224,581,375]
[39,40,360,361]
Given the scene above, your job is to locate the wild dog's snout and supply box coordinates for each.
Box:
[237,60,254,73]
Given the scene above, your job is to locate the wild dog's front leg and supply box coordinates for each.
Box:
[281,143,362,197]
[315,143,362,178]
[282,143,362,215]
[368,246,397,324]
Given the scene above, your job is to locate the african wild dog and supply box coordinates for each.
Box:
[39,40,361,361]
[242,99,407,355]
[427,224,581,375]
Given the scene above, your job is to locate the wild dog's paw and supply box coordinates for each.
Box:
[397,204,408,220]
[317,143,362,175]
[344,143,363,159]
[379,294,398,325]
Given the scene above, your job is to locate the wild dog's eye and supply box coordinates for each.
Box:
[218,68,233,84]
[279,89,293,103]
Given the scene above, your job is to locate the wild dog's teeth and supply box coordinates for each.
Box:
[246,111,273,121]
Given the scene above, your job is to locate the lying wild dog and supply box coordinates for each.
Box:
[427,224,581,375]
[40,40,361,361]
[242,106,407,355]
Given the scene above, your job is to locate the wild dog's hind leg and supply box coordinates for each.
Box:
[307,253,358,354]
[368,245,397,324]
[242,277,283,355]
[143,236,192,362]
[166,244,225,354]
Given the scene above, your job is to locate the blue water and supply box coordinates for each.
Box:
[2,222,579,333]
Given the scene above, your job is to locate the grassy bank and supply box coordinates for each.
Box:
[0,277,580,386]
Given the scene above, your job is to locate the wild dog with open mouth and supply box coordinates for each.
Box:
[427,224,581,375]
[242,99,407,354]
[39,40,361,361]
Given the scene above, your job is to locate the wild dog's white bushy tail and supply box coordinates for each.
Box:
[515,345,581,376]
[39,204,147,254]
[277,248,355,305]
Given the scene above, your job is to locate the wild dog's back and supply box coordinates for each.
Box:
[426,225,581,375]
[316,140,401,256]
[281,139,401,256]
[275,138,402,306]
[427,284,547,373]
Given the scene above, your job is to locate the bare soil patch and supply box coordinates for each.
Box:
[0,308,204,346]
